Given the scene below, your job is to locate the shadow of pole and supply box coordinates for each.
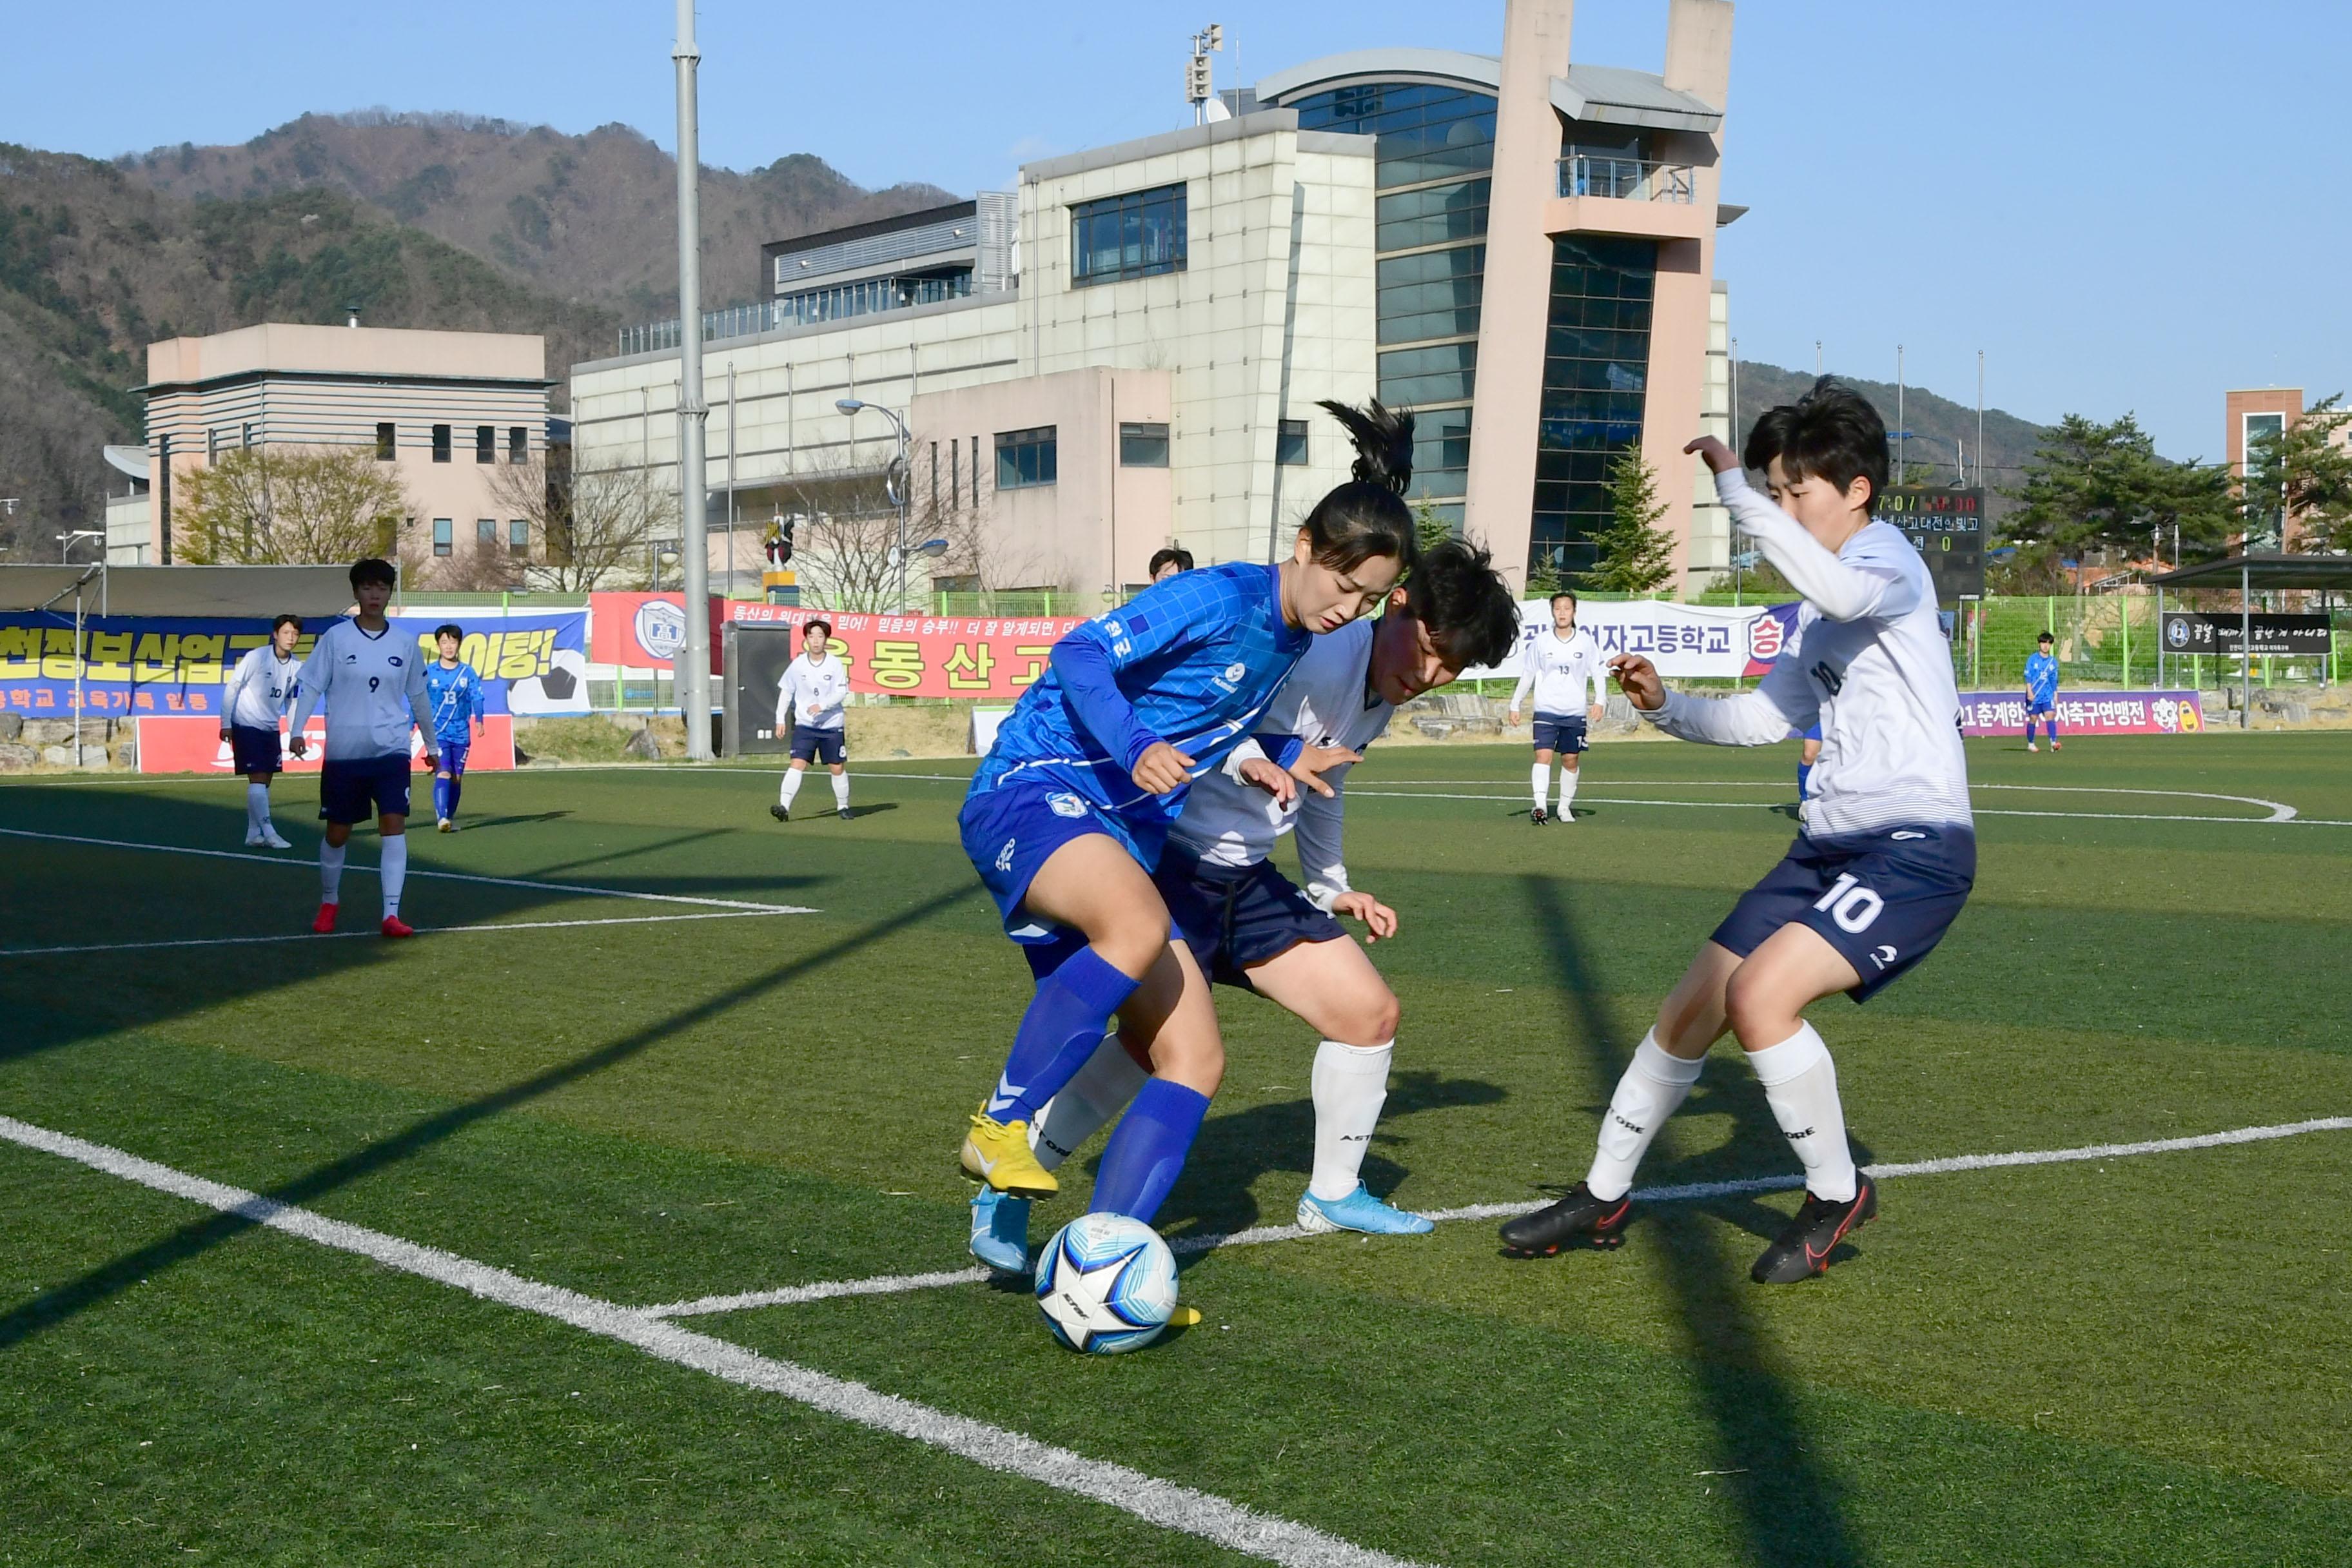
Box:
[0,883,978,1353]
[1521,874,1868,1568]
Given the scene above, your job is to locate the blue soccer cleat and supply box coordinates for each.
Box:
[1295,1183,1435,1236]
[968,1186,1034,1274]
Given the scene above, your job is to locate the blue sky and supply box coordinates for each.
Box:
[6,1,2344,461]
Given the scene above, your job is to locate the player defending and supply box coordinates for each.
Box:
[967,540,1521,1268]
[1500,379,1974,1283]
[288,558,438,939]
[220,614,303,848]
[772,619,850,821]
[954,400,1416,1226]
[1509,591,1607,825]
[2024,631,2061,752]
[423,625,486,832]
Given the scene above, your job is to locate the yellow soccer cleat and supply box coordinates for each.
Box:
[961,1108,1059,1197]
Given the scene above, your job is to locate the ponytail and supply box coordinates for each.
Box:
[1298,398,1418,574]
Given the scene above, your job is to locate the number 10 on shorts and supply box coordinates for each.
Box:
[1813,873,1884,933]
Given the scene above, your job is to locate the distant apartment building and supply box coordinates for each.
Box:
[102,446,150,564]
[2225,386,2352,549]
[573,0,1738,603]
[137,323,551,568]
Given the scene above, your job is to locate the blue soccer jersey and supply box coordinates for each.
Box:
[971,562,1310,835]
[2024,651,2059,708]
[422,660,486,743]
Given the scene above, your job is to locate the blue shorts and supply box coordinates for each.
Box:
[1154,848,1346,990]
[1533,712,1589,754]
[228,724,282,776]
[318,753,413,825]
[2025,699,2056,717]
[790,725,847,767]
[1711,823,1976,1003]
[436,739,471,777]
[959,781,1159,953]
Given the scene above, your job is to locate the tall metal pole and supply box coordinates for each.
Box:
[1975,349,1985,490]
[674,0,713,758]
[1895,344,1905,480]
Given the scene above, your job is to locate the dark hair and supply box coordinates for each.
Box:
[271,614,303,634]
[349,556,397,590]
[1549,591,1578,609]
[1743,377,1889,514]
[1148,546,1194,577]
[1403,539,1521,670]
[1302,399,1418,573]
[434,623,463,643]
[2037,631,2053,644]
[804,618,832,640]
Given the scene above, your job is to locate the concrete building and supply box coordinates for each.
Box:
[102,446,151,564]
[137,323,550,568]
[2226,386,2352,549]
[571,0,1737,604]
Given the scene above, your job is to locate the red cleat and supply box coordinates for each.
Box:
[311,902,338,934]
[380,915,415,939]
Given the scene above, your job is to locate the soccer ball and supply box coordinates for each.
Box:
[1034,1212,1179,1355]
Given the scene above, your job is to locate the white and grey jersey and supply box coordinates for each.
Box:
[1168,617,1391,908]
[1645,468,1972,837]
[288,619,433,762]
[221,645,300,730]
[1511,625,1607,716]
[778,653,848,730]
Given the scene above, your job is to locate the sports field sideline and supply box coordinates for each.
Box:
[4,733,2349,1566]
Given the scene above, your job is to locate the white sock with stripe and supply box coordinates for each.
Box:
[1748,1022,1857,1202]
[1585,1031,1705,1200]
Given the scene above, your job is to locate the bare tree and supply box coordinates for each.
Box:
[174,447,411,564]
[488,455,676,592]
[771,449,903,612]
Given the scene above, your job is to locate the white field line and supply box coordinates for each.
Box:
[0,1115,1433,1568]
[0,826,816,914]
[0,908,797,960]
[643,1116,2352,1318]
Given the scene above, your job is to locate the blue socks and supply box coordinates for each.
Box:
[1091,1079,1210,1224]
[988,947,1141,1125]
[449,775,463,817]
[432,774,451,820]
[1796,761,1812,799]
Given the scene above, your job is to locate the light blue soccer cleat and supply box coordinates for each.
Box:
[1296,1183,1435,1236]
[968,1186,1034,1274]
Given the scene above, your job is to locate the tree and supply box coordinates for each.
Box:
[173,447,409,564]
[2001,413,2233,569]
[2243,393,2352,553]
[1580,449,1678,595]
[1411,496,1454,558]
[487,453,674,592]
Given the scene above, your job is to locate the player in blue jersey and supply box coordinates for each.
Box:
[423,625,487,832]
[2023,631,2061,752]
[955,400,1419,1221]
[1798,721,1823,799]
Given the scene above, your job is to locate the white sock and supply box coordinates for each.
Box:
[830,772,850,812]
[1585,1031,1705,1200]
[1309,1039,1393,1201]
[380,834,408,919]
[1749,1022,1857,1203]
[1557,768,1580,814]
[779,768,804,808]
[319,841,346,904]
[1531,761,1551,810]
[246,782,269,835]
[1028,1033,1150,1170]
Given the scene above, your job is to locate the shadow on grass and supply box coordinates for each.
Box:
[1519,872,1870,1568]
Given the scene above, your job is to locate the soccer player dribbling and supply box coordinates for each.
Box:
[423,624,486,832]
[288,558,438,938]
[220,613,304,848]
[1502,379,1975,1283]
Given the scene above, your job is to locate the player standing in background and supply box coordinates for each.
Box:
[423,625,486,832]
[2024,631,2061,752]
[1502,380,1974,1283]
[967,540,1520,1269]
[220,613,303,849]
[1148,546,1194,583]
[1508,591,1609,825]
[953,400,1416,1224]
[772,619,851,822]
[288,558,438,939]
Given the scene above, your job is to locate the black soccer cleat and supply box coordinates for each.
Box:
[1529,807,1550,827]
[769,804,790,822]
[1499,1181,1632,1256]
[1750,1174,1877,1284]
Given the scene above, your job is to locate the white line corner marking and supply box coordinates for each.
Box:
[0,1115,1430,1568]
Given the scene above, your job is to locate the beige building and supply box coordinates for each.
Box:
[138,323,550,567]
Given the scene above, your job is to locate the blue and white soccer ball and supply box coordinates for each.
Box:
[1034,1212,1179,1355]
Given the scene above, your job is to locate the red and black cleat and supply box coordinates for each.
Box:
[311,902,338,934]
[1499,1181,1633,1256]
[1750,1174,1877,1283]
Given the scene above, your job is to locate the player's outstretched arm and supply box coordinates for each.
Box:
[1610,652,1810,749]
[1684,439,1915,624]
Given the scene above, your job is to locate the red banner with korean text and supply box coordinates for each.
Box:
[725,604,1089,700]
[135,716,519,775]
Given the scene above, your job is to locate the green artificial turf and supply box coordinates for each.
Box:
[3,733,2349,1565]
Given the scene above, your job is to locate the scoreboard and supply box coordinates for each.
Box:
[1878,487,1986,602]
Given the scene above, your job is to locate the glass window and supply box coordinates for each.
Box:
[475,426,496,464]
[431,425,452,464]
[432,518,453,557]
[375,422,396,461]
[1531,235,1659,577]
[1276,420,1308,466]
[1375,179,1490,251]
[476,518,497,547]
[995,426,1058,489]
[508,519,529,556]
[1071,184,1188,285]
[509,426,528,464]
[1119,422,1170,467]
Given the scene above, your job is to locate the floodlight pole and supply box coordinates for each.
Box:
[674,0,713,759]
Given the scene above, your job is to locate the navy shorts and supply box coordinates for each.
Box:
[1154,848,1347,990]
[1533,712,1589,754]
[228,724,282,776]
[790,725,847,766]
[959,781,1157,957]
[1711,823,1976,1002]
[436,739,471,778]
[318,753,413,825]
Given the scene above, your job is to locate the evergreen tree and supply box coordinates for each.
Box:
[1411,496,1455,556]
[2002,412,2233,571]
[1580,449,1679,595]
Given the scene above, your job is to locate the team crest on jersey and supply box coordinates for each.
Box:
[1046,792,1088,819]
[995,838,1017,872]
[1224,662,1246,683]
[387,656,404,667]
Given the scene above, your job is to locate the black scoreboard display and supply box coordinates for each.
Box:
[1878,487,1986,602]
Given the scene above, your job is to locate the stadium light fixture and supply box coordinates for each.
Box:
[834,399,865,415]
